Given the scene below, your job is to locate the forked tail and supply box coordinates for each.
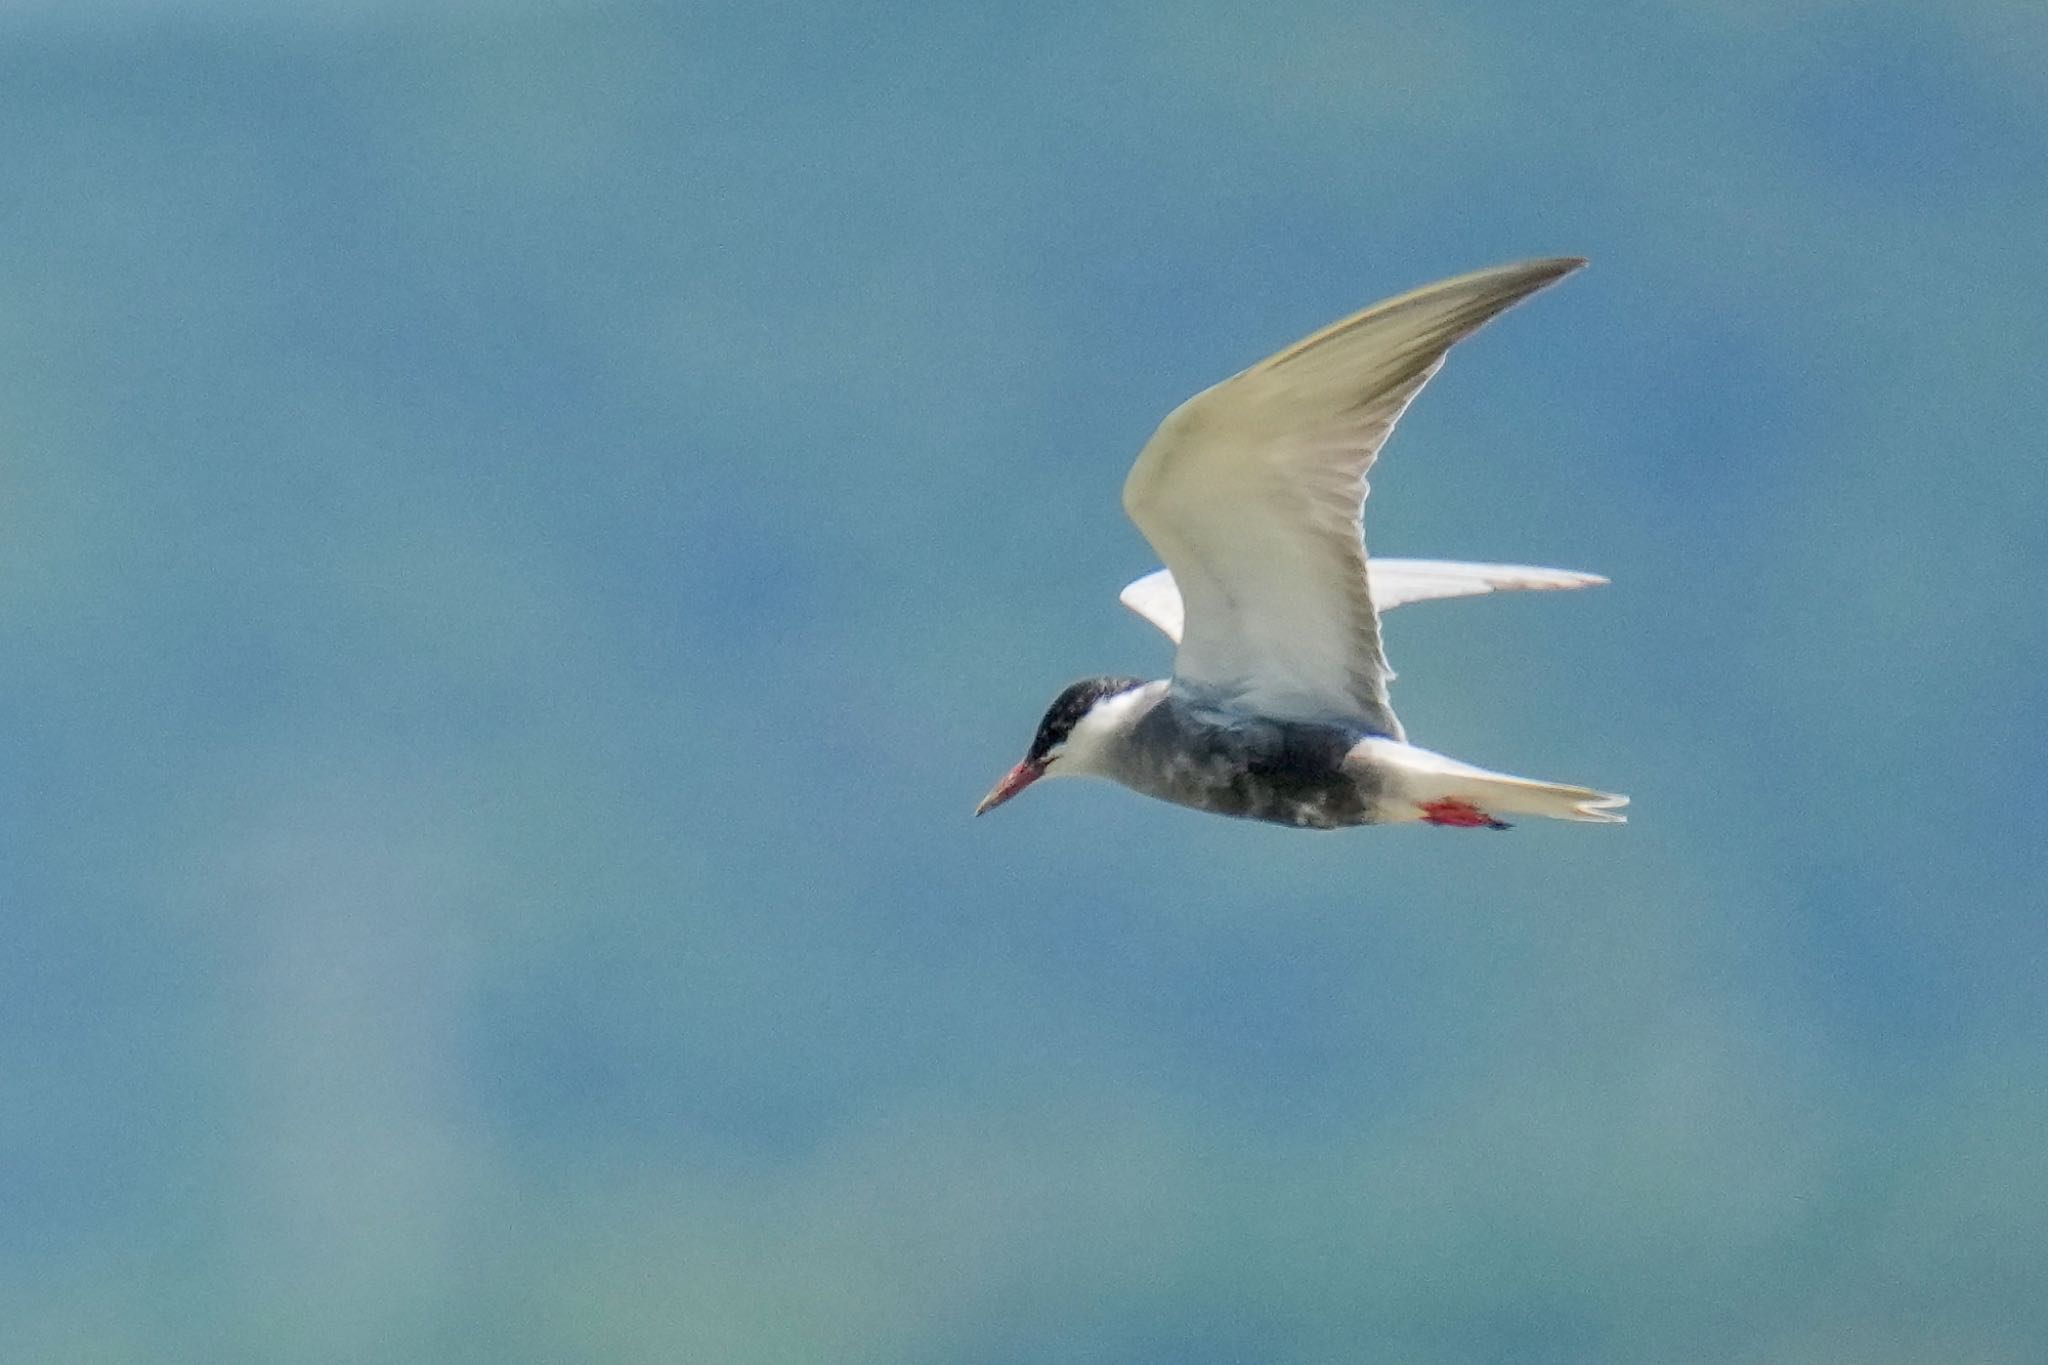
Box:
[1356,739,1628,827]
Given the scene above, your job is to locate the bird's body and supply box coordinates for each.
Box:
[977,258,1627,831]
[1065,681,1380,829]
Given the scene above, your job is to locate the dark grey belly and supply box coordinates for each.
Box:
[1119,699,1382,829]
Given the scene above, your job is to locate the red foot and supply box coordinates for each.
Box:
[1419,798,1510,830]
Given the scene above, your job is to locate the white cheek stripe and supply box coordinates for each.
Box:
[1050,682,1166,777]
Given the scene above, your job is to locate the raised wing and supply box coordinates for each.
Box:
[1120,258,1585,733]
[1118,559,1607,644]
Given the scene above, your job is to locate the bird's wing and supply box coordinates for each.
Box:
[1118,559,1606,642]
[1365,558,1608,610]
[1120,258,1585,733]
[1116,569,1190,642]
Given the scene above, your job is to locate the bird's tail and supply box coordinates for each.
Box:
[1358,739,1628,827]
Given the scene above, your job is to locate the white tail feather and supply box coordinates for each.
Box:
[1355,738,1628,825]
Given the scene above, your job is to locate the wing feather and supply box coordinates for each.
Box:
[1119,559,1606,643]
[1120,258,1585,732]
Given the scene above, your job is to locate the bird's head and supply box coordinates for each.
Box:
[975,676,1152,816]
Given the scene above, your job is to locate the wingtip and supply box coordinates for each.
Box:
[1527,257,1589,288]
[1469,255,1589,306]
[1507,256,1588,288]
[1517,567,1608,592]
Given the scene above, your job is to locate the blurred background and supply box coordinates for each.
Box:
[4,2,2045,1361]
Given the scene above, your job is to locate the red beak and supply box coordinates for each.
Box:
[975,759,1045,816]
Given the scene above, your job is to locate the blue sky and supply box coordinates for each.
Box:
[3,3,2045,1361]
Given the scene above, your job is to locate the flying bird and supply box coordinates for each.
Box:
[977,258,1626,831]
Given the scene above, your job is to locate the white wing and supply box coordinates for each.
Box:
[1119,559,1607,643]
[1120,258,1585,735]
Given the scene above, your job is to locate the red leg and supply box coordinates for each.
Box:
[1418,798,1511,830]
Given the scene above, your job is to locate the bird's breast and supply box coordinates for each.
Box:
[1117,699,1383,828]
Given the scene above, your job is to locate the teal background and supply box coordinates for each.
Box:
[5,3,2046,1361]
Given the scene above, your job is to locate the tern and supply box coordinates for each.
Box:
[977,257,1626,830]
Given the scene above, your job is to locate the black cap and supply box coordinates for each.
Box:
[1027,676,1147,762]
